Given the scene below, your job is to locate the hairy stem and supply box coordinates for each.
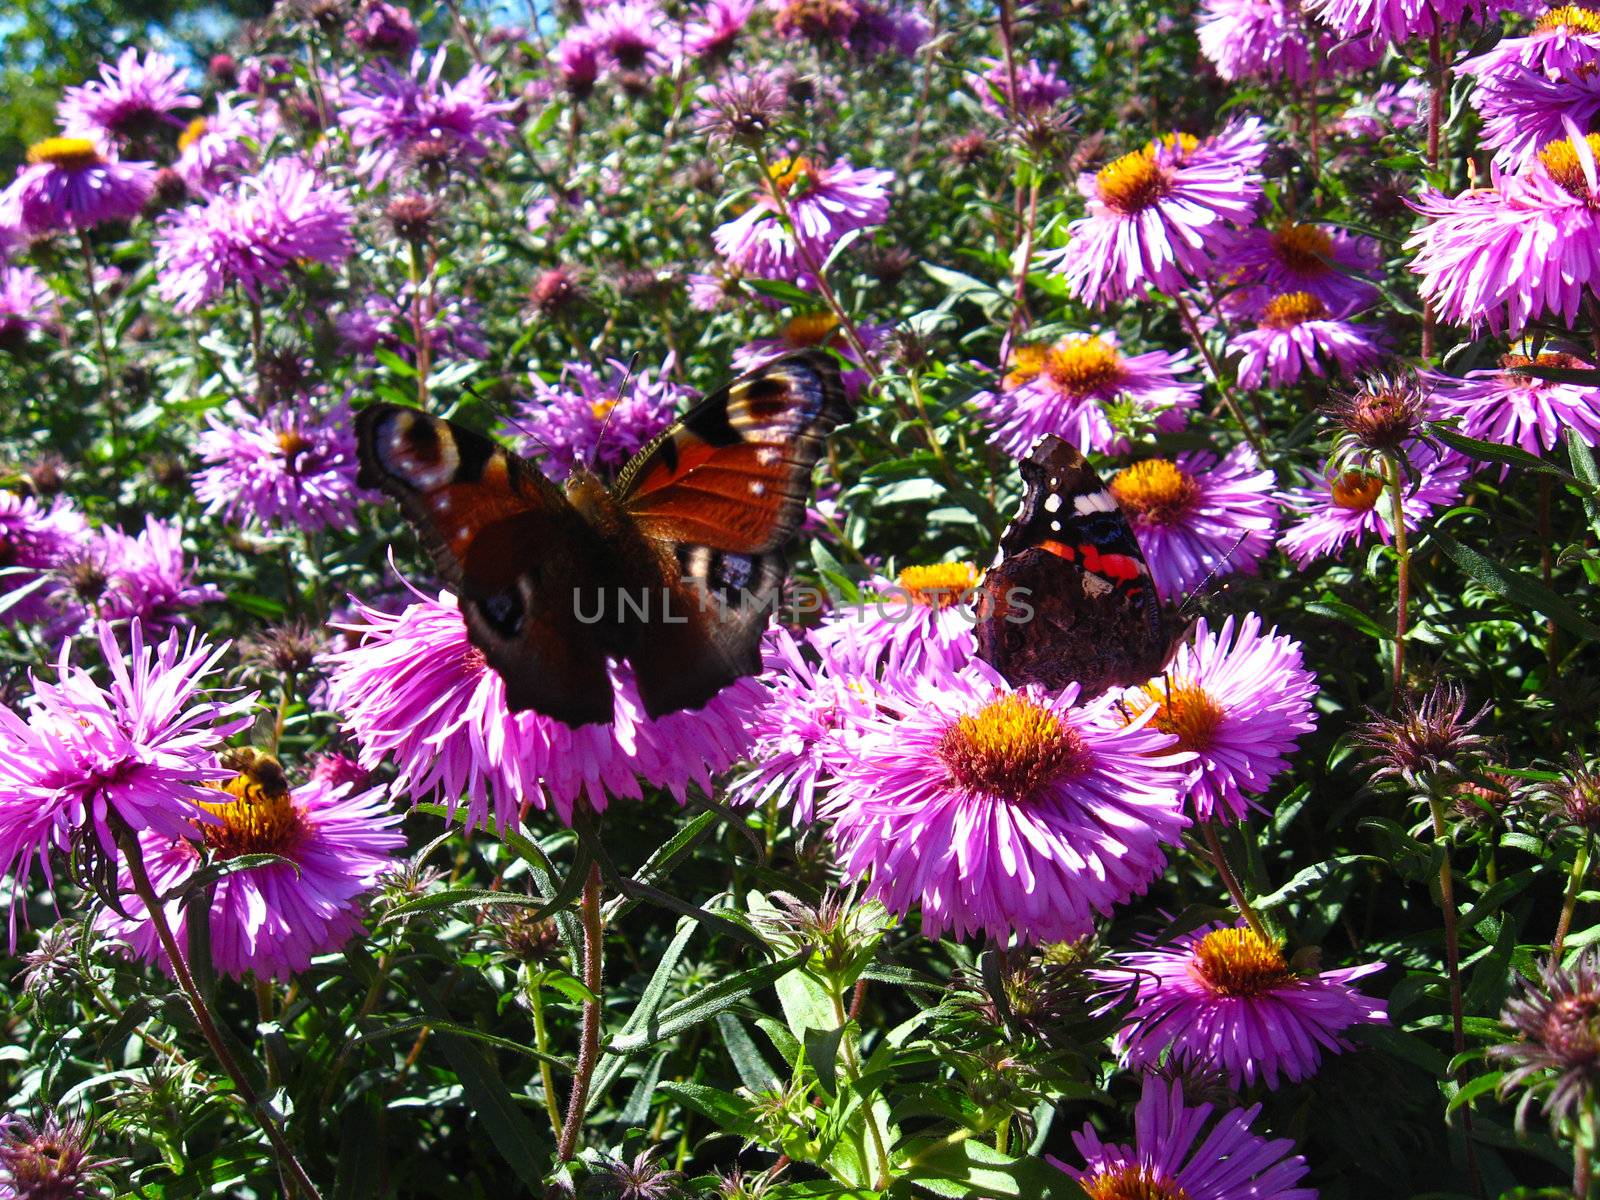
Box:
[557,863,604,1161]
[1173,293,1264,453]
[530,976,565,1142]
[408,239,433,410]
[78,234,122,512]
[1202,821,1269,943]
[1385,453,1412,696]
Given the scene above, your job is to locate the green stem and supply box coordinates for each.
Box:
[1385,454,1412,697]
[78,233,122,512]
[1556,832,1593,961]
[529,975,564,1142]
[408,239,433,410]
[557,864,604,1161]
[1172,293,1263,454]
[830,991,890,1189]
[1202,821,1268,943]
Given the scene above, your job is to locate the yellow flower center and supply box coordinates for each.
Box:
[277,429,311,459]
[199,752,303,858]
[937,693,1087,797]
[1044,336,1124,397]
[1260,290,1328,329]
[1003,343,1048,390]
[1330,471,1384,511]
[1145,131,1200,159]
[783,311,841,346]
[895,562,979,608]
[26,136,103,169]
[178,116,209,152]
[768,155,816,197]
[1538,133,1600,199]
[1095,148,1172,215]
[1126,681,1226,752]
[1110,458,1200,526]
[590,397,617,421]
[1190,927,1295,996]
[1082,1166,1190,1200]
[1536,4,1600,34]
[1270,222,1335,274]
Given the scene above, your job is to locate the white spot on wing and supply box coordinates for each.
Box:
[1043,493,1063,513]
[1073,491,1117,514]
[1050,519,1061,531]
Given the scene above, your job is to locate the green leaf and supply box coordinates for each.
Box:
[353,1017,572,1072]
[1508,361,1600,385]
[607,949,809,1054]
[163,853,298,902]
[601,810,720,923]
[897,1134,1086,1199]
[1428,425,1574,480]
[373,346,418,378]
[1254,855,1382,910]
[1304,599,1395,640]
[804,1024,846,1097]
[717,1013,780,1092]
[1432,528,1600,641]
[742,277,819,305]
[378,886,558,923]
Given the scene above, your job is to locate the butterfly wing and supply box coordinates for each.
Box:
[611,351,851,718]
[355,404,618,726]
[975,435,1180,699]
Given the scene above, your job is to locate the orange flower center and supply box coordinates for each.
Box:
[590,397,618,421]
[1260,291,1328,329]
[199,753,303,858]
[1095,149,1172,214]
[1126,681,1226,751]
[783,311,842,346]
[1270,222,1335,274]
[1044,336,1124,397]
[937,693,1087,797]
[895,562,979,608]
[26,136,103,169]
[1110,459,1200,526]
[1190,927,1295,997]
[1538,133,1600,200]
[769,155,816,197]
[1082,1166,1190,1200]
[178,116,209,152]
[1330,471,1384,511]
[1536,4,1600,34]
[1003,343,1049,390]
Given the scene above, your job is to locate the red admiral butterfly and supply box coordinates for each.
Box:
[975,434,1184,699]
[356,350,850,727]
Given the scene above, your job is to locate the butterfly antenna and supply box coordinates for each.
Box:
[463,380,554,460]
[591,351,642,471]
[1178,532,1250,617]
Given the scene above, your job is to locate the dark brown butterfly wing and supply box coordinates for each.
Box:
[355,404,618,726]
[975,435,1181,699]
[612,351,851,718]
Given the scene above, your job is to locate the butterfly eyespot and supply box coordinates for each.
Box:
[480,591,524,637]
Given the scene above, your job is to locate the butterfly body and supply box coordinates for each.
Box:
[356,351,849,727]
[975,435,1183,700]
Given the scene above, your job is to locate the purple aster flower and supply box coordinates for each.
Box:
[153,157,354,313]
[97,767,403,981]
[1228,292,1388,389]
[193,395,364,532]
[173,95,270,195]
[680,0,755,59]
[1107,444,1281,601]
[0,492,86,626]
[1228,221,1381,311]
[1470,64,1600,171]
[713,156,893,284]
[322,590,764,830]
[1307,0,1487,43]
[976,333,1200,458]
[553,29,605,97]
[971,58,1072,118]
[340,49,514,182]
[1051,1075,1315,1200]
[0,266,59,352]
[1407,136,1600,335]
[0,1110,117,1198]
[335,289,489,365]
[347,0,421,56]
[1100,921,1387,1088]
[55,516,224,639]
[1200,0,1383,82]
[1117,614,1318,823]
[730,627,879,824]
[3,137,156,237]
[0,622,252,923]
[1458,5,1600,83]
[769,0,860,42]
[502,354,689,481]
[1042,123,1265,306]
[1338,78,1427,139]
[808,563,982,677]
[731,312,885,397]
[1428,350,1600,454]
[57,48,197,146]
[846,2,930,57]
[1278,450,1468,567]
[825,659,1192,945]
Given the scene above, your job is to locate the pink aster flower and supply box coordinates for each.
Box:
[1116,614,1318,823]
[173,95,270,195]
[0,492,87,626]
[1100,922,1387,1088]
[680,0,754,60]
[502,354,689,481]
[0,622,252,923]
[1043,123,1265,306]
[1228,291,1388,390]
[808,563,983,677]
[971,57,1072,118]
[322,589,764,830]
[57,48,198,146]
[1227,221,1381,311]
[153,157,354,313]
[1458,5,1600,83]
[713,156,892,284]
[335,289,489,365]
[1308,0,1484,43]
[846,2,930,57]
[825,659,1192,945]
[1106,444,1282,601]
[1407,135,1600,335]
[59,516,224,639]
[1470,65,1600,171]
[1199,0,1383,83]
[1338,78,1427,139]
[1428,350,1600,454]
[553,28,605,97]
[97,772,403,981]
[1051,1075,1315,1200]
[3,137,156,237]
[1278,451,1468,567]
[193,395,364,532]
[976,333,1200,458]
[340,49,514,181]
[0,266,59,351]
[347,0,421,56]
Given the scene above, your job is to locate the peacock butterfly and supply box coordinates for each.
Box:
[355,350,850,727]
[974,434,1184,700]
